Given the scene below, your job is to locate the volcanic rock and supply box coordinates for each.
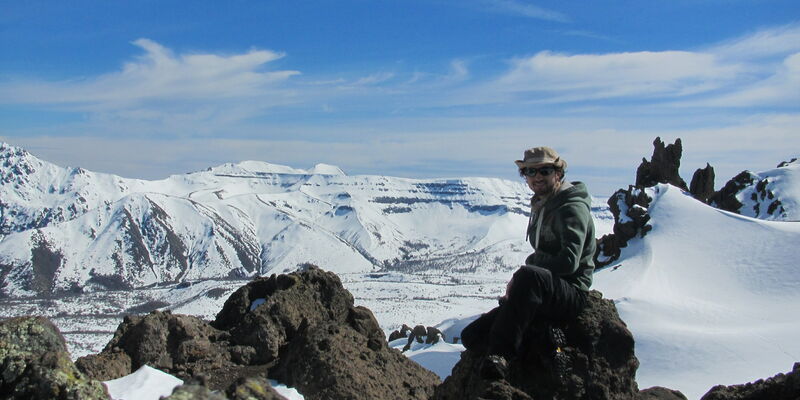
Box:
[595,137,695,268]
[690,163,715,203]
[388,324,413,342]
[708,170,756,213]
[0,316,108,399]
[700,362,800,400]
[163,383,229,400]
[635,137,688,190]
[708,162,789,219]
[226,377,289,400]
[595,186,653,267]
[638,386,688,399]
[388,323,445,352]
[212,266,354,365]
[434,291,640,400]
[76,310,243,388]
[77,266,439,399]
[252,268,439,399]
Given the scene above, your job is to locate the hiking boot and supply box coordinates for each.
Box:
[479,354,509,380]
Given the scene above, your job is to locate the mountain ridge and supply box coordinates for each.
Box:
[1,142,566,298]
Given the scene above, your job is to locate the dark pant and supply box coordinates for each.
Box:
[461,266,587,357]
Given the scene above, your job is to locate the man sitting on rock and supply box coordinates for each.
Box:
[461,146,596,379]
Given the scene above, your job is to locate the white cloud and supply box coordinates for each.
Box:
[492,50,742,101]
[479,23,800,107]
[352,72,396,86]
[690,52,800,107]
[709,24,800,61]
[479,0,568,22]
[0,38,299,109]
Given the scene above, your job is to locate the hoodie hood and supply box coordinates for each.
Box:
[543,181,592,213]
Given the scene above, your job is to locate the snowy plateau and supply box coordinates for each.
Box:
[1,142,799,399]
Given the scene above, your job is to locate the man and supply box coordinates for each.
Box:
[461,146,596,378]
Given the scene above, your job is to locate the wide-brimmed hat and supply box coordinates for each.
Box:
[514,146,567,170]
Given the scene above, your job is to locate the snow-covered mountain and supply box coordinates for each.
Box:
[709,158,800,221]
[1,142,612,298]
[2,141,799,399]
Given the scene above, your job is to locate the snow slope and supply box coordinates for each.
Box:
[593,184,800,398]
[398,183,800,399]
[735,158,800,221]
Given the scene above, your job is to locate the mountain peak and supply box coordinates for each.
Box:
[207,160,345,176]
[308,163,346,176]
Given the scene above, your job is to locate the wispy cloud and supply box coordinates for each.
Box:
[492,50,741,100]
[477,23,800,107]
[0,38,300,111]
[709,23,800,61]
[352,72,396,86]
[478,0,568,22]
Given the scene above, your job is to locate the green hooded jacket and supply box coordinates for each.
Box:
[525,181,596,291]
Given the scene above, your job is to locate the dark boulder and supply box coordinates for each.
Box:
[76,310,243,389]
[635,137,688,190]
[257,269,439,399]
[77,266,439,399]
[434,291,640,400]
[700,362,800,400]
[777,158,798,168]
[639,386,688,399]
[403,325,444,351]
[163,383,229,400]
[690,163,715,203]
[595,186,653,267]
[272,318,437,400]
[74,348,132,381]
[212,267,354,365]
[161,376,289,400]
[226,377,289,400]
[0,316,108,400]
[388,323,413,342]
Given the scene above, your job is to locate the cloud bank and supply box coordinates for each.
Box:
[1,24,799,195]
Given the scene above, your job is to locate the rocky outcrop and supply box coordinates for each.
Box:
[690,163,715,203]
[708,160,790,219]
[389,323,444,351]
[76,310,243,388]
[595,186,653,267]
[0,316,108,400]
[700,362,800,400]
[638,386,688,399]
[388,323,413,342]
[434,291,642,400]
[225,377,289,400]
[595,137,693,268]
[76,265,439,399]
[162,377,289,400]
[707,170,756,213]
[635,137,688,190]
[219,267,439,400]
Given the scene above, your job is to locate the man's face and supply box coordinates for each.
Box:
[523,164,561,196]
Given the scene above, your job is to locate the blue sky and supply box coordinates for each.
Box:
[1,0,799,195]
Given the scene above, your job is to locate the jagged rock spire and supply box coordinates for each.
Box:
[635,137,688,190]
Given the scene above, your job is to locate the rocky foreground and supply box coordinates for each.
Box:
[1,266,798,399]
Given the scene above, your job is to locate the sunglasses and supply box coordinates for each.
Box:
[519,166,558,177]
